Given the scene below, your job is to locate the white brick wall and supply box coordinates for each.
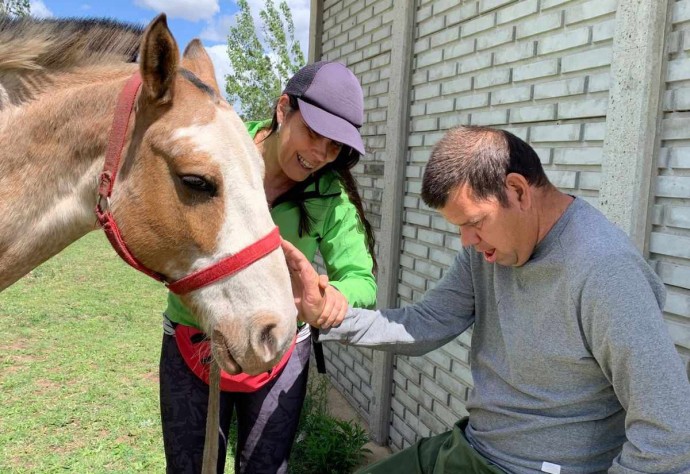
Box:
[653,0,690,372]
[317,0,395,422]
[389,0,617,450]
[317,0,690,453]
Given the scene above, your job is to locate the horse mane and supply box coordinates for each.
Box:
[0,17,143,72]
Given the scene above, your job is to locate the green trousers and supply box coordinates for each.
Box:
[357,419,505,474]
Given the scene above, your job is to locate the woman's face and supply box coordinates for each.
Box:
[276,96,343,182]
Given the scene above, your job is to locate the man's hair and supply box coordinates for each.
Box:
[421,126,550,208]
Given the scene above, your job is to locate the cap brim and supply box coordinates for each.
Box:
[297,98,366,156]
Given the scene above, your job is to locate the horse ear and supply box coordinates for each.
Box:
[139,14,179,104]
[181,39,220,95]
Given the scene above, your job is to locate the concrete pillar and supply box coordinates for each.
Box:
[308,0,323,62]
[600,0,670,253]
[368,0,416,445]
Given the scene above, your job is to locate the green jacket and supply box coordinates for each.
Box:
[164,120,377,329]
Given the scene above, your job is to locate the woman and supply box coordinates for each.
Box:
[160,61,377,473]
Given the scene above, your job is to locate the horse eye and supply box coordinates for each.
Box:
[180,175,217,196]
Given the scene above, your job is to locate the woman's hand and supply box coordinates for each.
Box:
[281,240,347,329]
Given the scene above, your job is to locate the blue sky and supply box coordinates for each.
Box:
[29,0,311,95]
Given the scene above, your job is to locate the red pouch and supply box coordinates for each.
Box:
[175,324,296,393]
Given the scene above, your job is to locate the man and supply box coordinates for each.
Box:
[282,125,690,473]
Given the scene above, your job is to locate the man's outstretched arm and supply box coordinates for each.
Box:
[283,240,477,356]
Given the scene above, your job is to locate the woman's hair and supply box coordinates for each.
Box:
[262,95,377,272]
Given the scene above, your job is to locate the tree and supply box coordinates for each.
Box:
[0,0,30,17]
[225,0,305,121]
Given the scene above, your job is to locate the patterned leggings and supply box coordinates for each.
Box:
[159,333,311,474]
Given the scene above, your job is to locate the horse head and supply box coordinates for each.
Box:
[110,15,297,375]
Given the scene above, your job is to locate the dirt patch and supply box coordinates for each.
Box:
[142,371,159,383]
[0,365,21,376]
[0,339,29,351]
[0,338,46,367]
[35,379,61,395]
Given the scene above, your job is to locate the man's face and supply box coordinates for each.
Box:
[440,183,534,267]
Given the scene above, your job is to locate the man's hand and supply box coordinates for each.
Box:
[319,284,348,329]
[281,240,347,329]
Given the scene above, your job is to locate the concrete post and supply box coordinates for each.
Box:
[308,0,323,63]
[368,0,416,445]
[600,0,670,253]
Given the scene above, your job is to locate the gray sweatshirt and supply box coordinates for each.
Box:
[320,198,690,473]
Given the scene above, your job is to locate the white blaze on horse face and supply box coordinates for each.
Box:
[172,104,297,374]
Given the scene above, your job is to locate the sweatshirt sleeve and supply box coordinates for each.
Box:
[319,248,476,356]
[580,260,690,473]
[318,193,377,309]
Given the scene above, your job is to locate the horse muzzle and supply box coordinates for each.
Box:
[210,311,297,375]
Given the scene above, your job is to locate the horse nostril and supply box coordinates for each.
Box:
[253,323,279,363]
[260,324,276,345]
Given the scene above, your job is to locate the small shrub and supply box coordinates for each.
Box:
[226,374,371,473]
[289,375,371,474]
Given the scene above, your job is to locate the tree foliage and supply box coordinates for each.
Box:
[0,0,30,17]
[225,0,305,121]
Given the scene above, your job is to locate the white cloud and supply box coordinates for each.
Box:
[30,0,52,18]
[200,15,235,43]
[134,0,220,22]
[205,44,233,99]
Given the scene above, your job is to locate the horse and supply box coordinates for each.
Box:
[0,14,297,378]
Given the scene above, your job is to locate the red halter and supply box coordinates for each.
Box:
[95,72,281,295]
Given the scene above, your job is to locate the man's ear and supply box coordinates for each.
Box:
[506,173,531,210]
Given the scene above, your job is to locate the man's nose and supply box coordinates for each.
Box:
[460,227,479,247]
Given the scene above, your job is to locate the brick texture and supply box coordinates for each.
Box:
[652,0,690,373]
[388,0,616,449]
[317,0,690,453]
[317,0,395,424]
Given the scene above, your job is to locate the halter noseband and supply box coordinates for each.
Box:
[95,72,281,295]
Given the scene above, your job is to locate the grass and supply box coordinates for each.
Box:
[0,232,372,473]
[0,233,167,472]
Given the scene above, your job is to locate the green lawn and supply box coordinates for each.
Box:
[0,232,371,474]
[0,232,169,472]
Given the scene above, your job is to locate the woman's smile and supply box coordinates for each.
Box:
[297,153,315,170]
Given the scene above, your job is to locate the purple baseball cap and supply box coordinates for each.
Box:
[283,61,366,155]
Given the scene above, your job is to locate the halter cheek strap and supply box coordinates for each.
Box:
[96,72,281,294]
[166,228,281,294]
[95,73,166,282]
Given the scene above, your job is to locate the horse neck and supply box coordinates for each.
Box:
[0,66,134,291]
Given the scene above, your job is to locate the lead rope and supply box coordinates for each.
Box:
[201,360,221,474]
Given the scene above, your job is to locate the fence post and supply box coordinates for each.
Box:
[368,0,416,445]
[308,0,323,63]
[600,0,670,254]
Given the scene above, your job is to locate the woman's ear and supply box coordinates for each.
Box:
[506,173,531,210]
[276,95,290,125]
